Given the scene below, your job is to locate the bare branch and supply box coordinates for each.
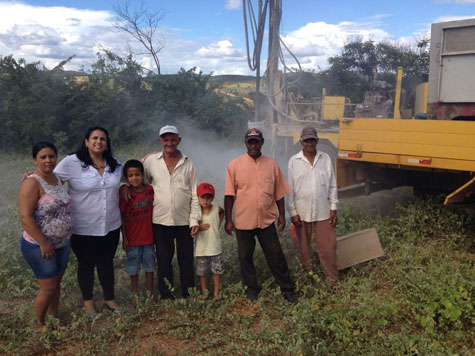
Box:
[113,0,166,75]
[52,55,76,71]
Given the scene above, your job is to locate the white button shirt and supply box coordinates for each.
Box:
[54,154,122,236]
[144,152,201,227]
[287,150,338,222]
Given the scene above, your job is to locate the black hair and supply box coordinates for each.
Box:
[32,141,57,158]
[123,159,144,176]
[75,126,119,173]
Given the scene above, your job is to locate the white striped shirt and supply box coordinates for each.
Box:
[144,151,201,227]
[287,150,338,222]
[54,154,122,236]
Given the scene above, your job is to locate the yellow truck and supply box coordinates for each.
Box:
[336,19,475,204]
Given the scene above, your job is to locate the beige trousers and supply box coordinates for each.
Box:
[295,219,338,282]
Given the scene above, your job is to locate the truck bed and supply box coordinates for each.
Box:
[338,118,475,172]
[336,118,475,204]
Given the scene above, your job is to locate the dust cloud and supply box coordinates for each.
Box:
[146,121,287,207]
[165,123,247,207]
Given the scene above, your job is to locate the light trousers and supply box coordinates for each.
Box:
[295,219,338,282]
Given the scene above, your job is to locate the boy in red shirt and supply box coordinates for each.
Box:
[120,160,155,298]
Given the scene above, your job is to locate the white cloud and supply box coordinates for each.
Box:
[280,20,391,70]
[390,15,475,51]
[0,1,124,69]
[363,14,392,20]
[224,0,241,10]
[0,1,250,74]
[195,40,245,58]
[435,0,475,3]
[3,1,471,75]
[433,15,475,22]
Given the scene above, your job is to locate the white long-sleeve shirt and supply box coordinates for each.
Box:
[54,154,122,236]
[143,151,201,227]
[287,150,338,222]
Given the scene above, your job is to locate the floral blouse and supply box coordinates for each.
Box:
[22,174,73,249]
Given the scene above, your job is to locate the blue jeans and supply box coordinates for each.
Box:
[125,244,156,275]
[21,238,71,279]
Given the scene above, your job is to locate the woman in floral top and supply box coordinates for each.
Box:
[18,142,73,327]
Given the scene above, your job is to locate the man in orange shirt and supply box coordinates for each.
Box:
[225,128,297,303]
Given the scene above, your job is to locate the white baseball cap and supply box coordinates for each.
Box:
[159,125,179,136]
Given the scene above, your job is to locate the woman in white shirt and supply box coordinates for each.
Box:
[55,126,122,316]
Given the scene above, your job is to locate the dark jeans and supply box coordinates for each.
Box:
[153,224,194,298]
[235,223,294,293]
[71,228,120,301]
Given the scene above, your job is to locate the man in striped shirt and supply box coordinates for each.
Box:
[287,126,339,284]
[143,125,201,299]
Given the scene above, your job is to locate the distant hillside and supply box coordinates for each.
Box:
[209,74,255,85]
[210,75,256,98]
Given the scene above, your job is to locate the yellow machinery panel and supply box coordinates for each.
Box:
[322,96,346,120]
[414,82,428,115]
[393,67,403,119]
[338,118,475,171]
[444,177,475,205]
[337,118,475,204]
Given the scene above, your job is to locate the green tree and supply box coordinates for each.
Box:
[150,68,250,139]
[324,39,429,105]
[0,55,68,151]
[0,53,251,152]
[61,49,151,150]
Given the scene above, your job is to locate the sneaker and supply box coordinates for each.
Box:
[283,291,298,304]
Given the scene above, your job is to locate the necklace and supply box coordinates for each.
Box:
[93,160,106,169]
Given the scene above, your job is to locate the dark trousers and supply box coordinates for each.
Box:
[71,228,120,301]
[153,224,194,298]
[235,223,294,293]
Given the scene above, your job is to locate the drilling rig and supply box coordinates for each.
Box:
[242,0,349,163]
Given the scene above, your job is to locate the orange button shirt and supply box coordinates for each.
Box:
[225,154,290,230]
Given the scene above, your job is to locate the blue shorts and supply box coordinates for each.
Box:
[125,244,156,275]
[21,238,71,279]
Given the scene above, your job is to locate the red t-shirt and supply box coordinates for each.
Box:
[120,185,154,246]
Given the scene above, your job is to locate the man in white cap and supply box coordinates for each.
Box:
[287,126,339,284]
[143,124,201,299]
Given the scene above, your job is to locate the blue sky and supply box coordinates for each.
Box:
[0,0,474,74]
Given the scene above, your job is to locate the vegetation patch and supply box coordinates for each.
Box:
[1,151,474,355]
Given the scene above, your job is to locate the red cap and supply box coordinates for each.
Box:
[197,182,215,197]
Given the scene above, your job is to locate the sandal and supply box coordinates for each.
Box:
[103,303,121,314]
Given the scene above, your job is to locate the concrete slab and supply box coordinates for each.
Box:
[336,228,384,270]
